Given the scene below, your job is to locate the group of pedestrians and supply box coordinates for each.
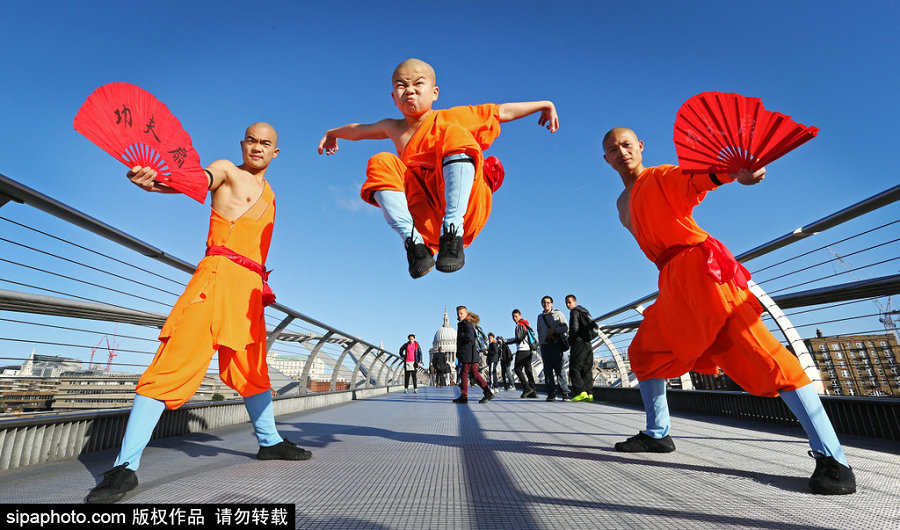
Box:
[420,295,599,404]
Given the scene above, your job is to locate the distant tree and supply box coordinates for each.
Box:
[211,393,225,402]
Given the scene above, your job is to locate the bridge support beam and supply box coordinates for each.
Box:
[747,280,825,393]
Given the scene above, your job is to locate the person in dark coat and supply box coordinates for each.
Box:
[566,294,597,402]
[454,306,494,404]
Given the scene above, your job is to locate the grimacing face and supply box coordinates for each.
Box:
[391,64,438,118]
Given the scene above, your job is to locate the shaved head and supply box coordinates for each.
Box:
[393,58,436,84]
[603,127,638,150]
[245,122,278,146]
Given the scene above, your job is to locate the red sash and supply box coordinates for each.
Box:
[653,236,751,289]
[205,245,276,306]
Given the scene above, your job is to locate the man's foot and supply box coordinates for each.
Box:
[560,394,570,401]
[520,389,529,398]
[403,389,408,394]
[257,440,312,461]
[615,432,676,453]
[572,391,589,402]
[453,396,468,404]
[479,390,494,404]
[546,395,556,402]
[414,389,418,394]
[585,394,594,403]
[526,388,538,398]
[809,451,856,495]
[435,224,465,273]
[405,237,435,279]
[86,463,138,504]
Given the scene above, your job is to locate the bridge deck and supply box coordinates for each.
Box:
[1,387,898,529]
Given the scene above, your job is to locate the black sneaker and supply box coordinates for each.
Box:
[435,224,465,273]
[453,396,468,404]
[479,390,494,404]
[546,395,556,402]
[86,463,138,504]
[615,432,676,453]
[405,237,435,279]
[520,389,529,398]
[809,451,856,495]
[257,440,312,461]
[526,389,538,398]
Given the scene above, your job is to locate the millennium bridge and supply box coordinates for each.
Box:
[0,173,898,529]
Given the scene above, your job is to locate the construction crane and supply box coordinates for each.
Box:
[87,336,105,370]
[104,328,119,372]
[827,246,898,342]
[879,297,900,344]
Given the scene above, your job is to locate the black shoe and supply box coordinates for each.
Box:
[520,389,529,398]
[405,237,435,279]
[435,224,465,273]
[615,432,676,453]
[479,390,494,404]
[257,440,312,461]
[86,463,138,504]
[453,396,468,403]
[809,451,856,495]
[526,388,538,398]
[546,395,556,402]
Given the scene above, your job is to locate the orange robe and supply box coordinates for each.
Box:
[136,182,275,409]
[360,104,501,252]
[627,165,810,396]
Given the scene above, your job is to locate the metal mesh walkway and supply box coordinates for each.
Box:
[1,387,898,529]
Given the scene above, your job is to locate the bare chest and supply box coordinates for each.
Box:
[617,188,634,235]
[212,183,265,222]
[388,118,427,159]
[392,129,418,158]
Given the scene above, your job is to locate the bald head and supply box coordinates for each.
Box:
[602,127,638,151]
[245,122,278,146]
[393,58,436,85]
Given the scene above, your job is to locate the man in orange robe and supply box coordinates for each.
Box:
[602,127,855,495]
[87,123,311,505]
[318,58,559,278]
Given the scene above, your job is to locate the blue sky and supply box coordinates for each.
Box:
[1,1,898,366]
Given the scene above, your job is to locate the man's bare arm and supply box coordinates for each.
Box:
[318,120,393,155]
[205,159,237,191]
[498,101,559,132]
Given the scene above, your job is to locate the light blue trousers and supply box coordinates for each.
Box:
[373,153,475,242]
[115,391,283,470]
[639,378,848,466]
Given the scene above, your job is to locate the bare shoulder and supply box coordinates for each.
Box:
[207,159,239,178]
[379,118,410,140]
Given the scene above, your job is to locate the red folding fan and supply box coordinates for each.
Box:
[74,82,208,202]
[674,92,819,174]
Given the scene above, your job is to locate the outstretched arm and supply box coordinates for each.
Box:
[204,159,239,192]
[498,101,559,132]
[318,120,393,155]
[698,167,766,194]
